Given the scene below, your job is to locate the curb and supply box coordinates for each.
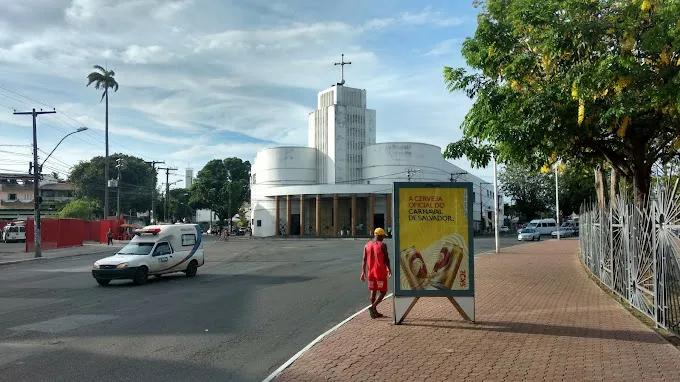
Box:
[262,293,394,382]
[0,247,119,267]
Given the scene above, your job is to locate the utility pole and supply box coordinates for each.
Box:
[158,166,177,223]
[555,161,561,240]
[450,172,466,182]
[227,170,232,233]
[116,158,124,220]
[145,161,164,224]
[14,108,56,258]
[407,168,421,182]
[493,157,500,253]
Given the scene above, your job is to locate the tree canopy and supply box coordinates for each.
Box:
[499,163,554,221]
[444,0,680,201]
[501,162,596,221]
[68,154,154,217]
[58,198,99,220]
[189,157,251,224]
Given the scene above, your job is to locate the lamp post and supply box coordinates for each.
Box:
[493,157,500,253]
[34,127,88,258]
[555,161,561,240]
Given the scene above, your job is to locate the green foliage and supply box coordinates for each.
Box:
[558,163,597,216]
[58,198,99,220]
[499,163,553,221]
[86,65,119,101]
[501,162,597,220]
[444,0,680,198]
[68,154,154,217]
[158,188,191,222]
[189,157,251,224]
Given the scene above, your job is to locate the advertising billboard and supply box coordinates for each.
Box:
[393,182,475,323]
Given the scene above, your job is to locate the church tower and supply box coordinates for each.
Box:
[307,54,376,184]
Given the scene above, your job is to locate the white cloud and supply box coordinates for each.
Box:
[364,6,464,30]
[425,38,461,56]
[122,45,176,64]
[0,1,491,179]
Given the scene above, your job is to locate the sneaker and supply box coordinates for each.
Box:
[368,306,377,319]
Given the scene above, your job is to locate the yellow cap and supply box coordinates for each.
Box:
[374,227,386,236]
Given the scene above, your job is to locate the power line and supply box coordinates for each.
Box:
[0,85,53,109]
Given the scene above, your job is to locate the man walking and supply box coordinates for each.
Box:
[361,227,392,318]
[106,228,113,246]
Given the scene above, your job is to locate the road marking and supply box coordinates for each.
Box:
[262,293,394,382]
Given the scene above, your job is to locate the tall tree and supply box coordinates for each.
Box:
[189,157,251,226]
[443,0,680,203]
[86,64,119,217]
[69,154,153,218]
[499,163,553,221]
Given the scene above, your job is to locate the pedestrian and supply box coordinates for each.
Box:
[360,227,392,318]
[106,228,113,246]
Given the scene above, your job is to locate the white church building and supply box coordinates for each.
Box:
[250,70,503,237]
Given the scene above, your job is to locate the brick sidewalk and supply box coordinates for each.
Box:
[275,240,680,382]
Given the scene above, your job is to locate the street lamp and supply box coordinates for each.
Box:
[41,127,88,167]
[33,127,88,258]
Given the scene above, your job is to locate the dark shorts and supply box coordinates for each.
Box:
[368,277,388,292]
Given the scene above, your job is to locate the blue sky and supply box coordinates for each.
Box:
[0,0,492,187]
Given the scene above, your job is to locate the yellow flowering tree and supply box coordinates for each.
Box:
[443,0,680,203]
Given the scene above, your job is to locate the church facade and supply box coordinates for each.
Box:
[249,81,504,237]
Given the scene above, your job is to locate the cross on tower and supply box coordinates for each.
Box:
[334,54,351,85]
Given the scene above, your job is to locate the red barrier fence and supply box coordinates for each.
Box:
[0,220,9,229]
[25,218,84,252]
[24,218,126,252]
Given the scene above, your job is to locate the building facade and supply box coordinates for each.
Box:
[250,83,504,237]
[0,173,76,220]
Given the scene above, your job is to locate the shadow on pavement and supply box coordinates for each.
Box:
[403,319,667,345]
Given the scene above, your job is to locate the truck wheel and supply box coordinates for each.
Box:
[185,261,198,277]
[133,267,148,285]
[96,279,111,286]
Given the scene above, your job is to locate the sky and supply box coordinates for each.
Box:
[0,0,493,188]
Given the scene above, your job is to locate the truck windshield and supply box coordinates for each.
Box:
[117,242,155,255]
[526,223,537,228]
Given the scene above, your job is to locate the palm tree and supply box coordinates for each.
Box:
[86,65,119,218]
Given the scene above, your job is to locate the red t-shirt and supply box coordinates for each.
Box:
[366,240,388,280]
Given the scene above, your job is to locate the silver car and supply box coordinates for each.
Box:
[518,228,541,241]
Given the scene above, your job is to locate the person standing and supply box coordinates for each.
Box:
[106,228,113,245]
[361,227,392,318]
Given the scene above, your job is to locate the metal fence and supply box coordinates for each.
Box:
[580,180,680,335]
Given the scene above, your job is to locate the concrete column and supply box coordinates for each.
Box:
[274,195,280,235]
[369,193,375,233]
[299,195,305,236]
[333,194,339,237]
[315,194,321,237]
[286,195,292,235]
[351,194,357,237]
[386,194,392,234]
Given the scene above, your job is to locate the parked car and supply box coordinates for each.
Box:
[518,227,541,241]
[551,224,575,238]
[499,225,509,233]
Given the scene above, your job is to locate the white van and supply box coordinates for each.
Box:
[92,224,205,286]
[521,218,557,235]
[1,222,26,243]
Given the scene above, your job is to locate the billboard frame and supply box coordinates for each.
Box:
[392,181,476,324]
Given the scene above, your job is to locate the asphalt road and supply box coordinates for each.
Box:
[0,234,534,382]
